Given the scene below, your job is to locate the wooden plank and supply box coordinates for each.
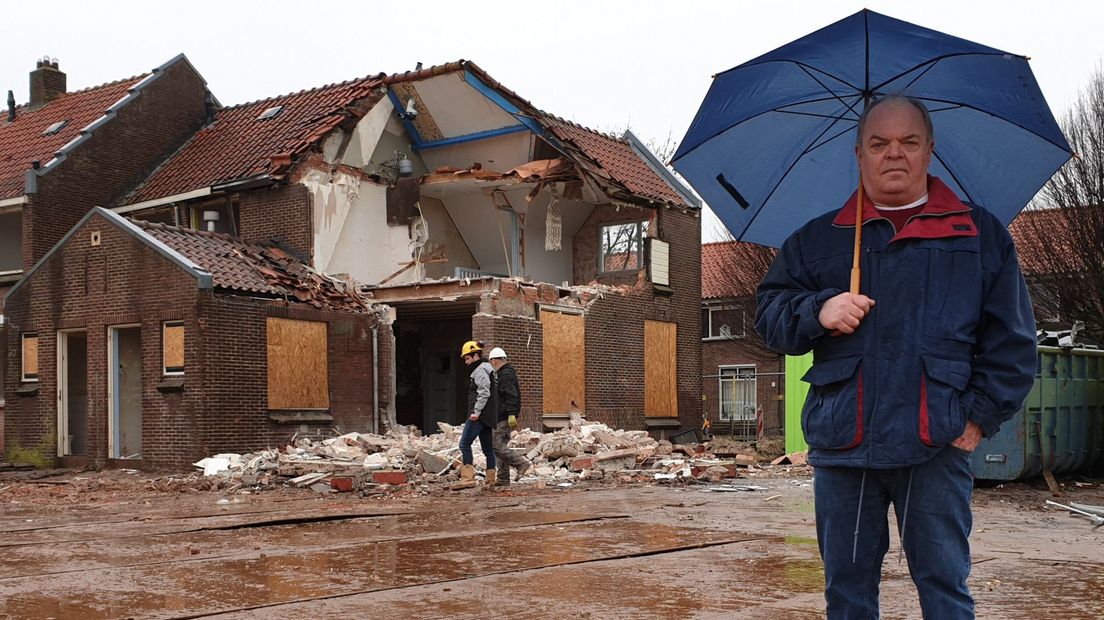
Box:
[267,318,329,410]
[644,320,677,417]
[22,334,38,379]
[163,323,184,372]
[541,310,585,414]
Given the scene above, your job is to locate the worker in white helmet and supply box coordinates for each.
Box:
[487,347,532,486]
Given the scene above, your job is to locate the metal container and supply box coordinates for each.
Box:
[972,346,1104,481]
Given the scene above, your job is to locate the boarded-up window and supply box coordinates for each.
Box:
[22,333,39,382]
[267,317,329,410]
[163,322,185,375]
[644,320,677,417]
[541,309,585,414]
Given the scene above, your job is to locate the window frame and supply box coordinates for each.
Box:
[598,220,649,273]
[701,303,746,340]
[21,332,39,383]
[162,321,185,376]
[718,364,756,422]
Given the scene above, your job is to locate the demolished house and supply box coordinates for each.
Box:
[3,207,389,468]
[3,58,703,468]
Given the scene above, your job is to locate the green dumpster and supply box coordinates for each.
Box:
[784,347,1104,481]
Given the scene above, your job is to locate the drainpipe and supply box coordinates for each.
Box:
[372,325,380,435]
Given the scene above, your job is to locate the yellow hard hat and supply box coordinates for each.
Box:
[460,340,482,358]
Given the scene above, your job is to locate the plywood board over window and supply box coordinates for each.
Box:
[22,333,39,382]
[163,322,184,375]
[541,309,585,414]
[644,320,678,417]
[267,317,329,410]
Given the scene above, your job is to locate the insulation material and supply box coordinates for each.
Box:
[163,323,184,373]
[545,197,562,251]
[22,334,38,379]
[541,310,585,414]
[644,320,678,417]
[267,318,330,410]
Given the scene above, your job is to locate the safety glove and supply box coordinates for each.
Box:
[508,415,517,429]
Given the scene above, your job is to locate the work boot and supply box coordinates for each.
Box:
[484,468,497,488]
[450,464,477,490]
[495,465,511,487]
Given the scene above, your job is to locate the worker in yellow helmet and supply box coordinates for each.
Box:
[451,340,498,490]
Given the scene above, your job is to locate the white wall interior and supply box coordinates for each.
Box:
[417,196,478,280]
[516,188,593,286]
[418,131,533,176]
[412,73,520,137]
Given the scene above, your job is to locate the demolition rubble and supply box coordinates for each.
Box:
[192,415,766,494]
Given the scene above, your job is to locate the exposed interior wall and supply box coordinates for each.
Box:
[0,210,22,271]
[418,196,478,280]
[418,132,533,175]
[572,202,657,285]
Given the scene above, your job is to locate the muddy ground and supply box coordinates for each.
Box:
[0,465,1101,619]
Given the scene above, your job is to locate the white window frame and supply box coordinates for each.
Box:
[598,220,649,273]
[702,303,746,340]
[718,365,756,422]
[162,321,185,376]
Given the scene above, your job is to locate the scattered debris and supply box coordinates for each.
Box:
[770,451,808,466]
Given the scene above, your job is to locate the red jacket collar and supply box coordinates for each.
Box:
[832,175,971,227]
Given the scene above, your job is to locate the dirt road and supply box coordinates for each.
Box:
[1,467,1101,619]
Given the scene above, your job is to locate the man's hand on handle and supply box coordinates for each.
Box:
[819,292,876,335]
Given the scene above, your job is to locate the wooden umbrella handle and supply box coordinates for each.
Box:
[849,180,863,294]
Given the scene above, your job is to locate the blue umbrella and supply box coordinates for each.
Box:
[672,9,1073,254]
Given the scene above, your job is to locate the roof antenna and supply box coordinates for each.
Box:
[6,90,14,123]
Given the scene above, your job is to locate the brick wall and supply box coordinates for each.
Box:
[702,321,786,437]
[238,184,312,258]
[572,203,656,286]
[23,59,209,268]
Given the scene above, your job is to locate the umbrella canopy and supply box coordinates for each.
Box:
[672,9,1073,248]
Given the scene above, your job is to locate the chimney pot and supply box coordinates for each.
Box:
[29,57,66,107]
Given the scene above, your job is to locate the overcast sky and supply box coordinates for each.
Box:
[5,0,1102,239]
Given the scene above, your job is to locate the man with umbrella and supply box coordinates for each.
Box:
[755,95,1036,617]
[673,11,1071,617]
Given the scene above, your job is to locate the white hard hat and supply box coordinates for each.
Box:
[488,347,507,360]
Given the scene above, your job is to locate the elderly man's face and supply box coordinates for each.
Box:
[856,101,933,207]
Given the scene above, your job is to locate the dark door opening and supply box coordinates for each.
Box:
[394,314,473,435]
[58,331,88,456]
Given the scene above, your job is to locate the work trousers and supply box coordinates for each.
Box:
[459,418,496,469]
[814,446,975,619]
[492,420,529,481]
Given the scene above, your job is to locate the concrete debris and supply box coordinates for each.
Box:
[194,423,778,492]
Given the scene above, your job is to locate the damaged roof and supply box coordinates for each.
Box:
[135,219,376,312]
[123,76,385,205]
[0,75,146,200]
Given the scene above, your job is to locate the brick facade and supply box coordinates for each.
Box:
[3,211,390,469]
[702,326,786,437]
[238,184,312,258]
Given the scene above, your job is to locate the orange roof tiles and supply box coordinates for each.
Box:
[0,76,146,200]
[125,77,383,204]
[701,240,777,300]
[542,116,688,208]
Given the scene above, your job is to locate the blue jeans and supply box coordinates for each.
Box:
[814,446,974,619]
[459,419,496,469]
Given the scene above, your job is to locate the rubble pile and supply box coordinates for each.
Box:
[193,414,763,493]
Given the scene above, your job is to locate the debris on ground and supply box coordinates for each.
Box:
[188,414,779,494]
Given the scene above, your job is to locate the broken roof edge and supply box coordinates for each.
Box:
[623,130,702,210]
[28,54,203,188]
[5,207,213,302]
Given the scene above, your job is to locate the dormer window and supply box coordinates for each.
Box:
[42,119,68,135]
[257,105,284,120]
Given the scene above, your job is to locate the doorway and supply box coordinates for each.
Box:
[57,331,88,456]
[392,302,475,434]
[108,325,142,459]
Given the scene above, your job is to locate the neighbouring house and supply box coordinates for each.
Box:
[2,207,390,468]
[5,56,703,468]
[112,60,704,437]
[0,55,211,456]
[700,241,785,439]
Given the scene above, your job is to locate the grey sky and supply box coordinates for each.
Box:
[4,0,1102,239]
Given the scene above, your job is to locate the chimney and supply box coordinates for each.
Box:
[29,57,66,106]
[6,90,14,123]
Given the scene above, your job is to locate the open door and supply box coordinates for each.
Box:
[57,331,88,456]
[108,326,142,459]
